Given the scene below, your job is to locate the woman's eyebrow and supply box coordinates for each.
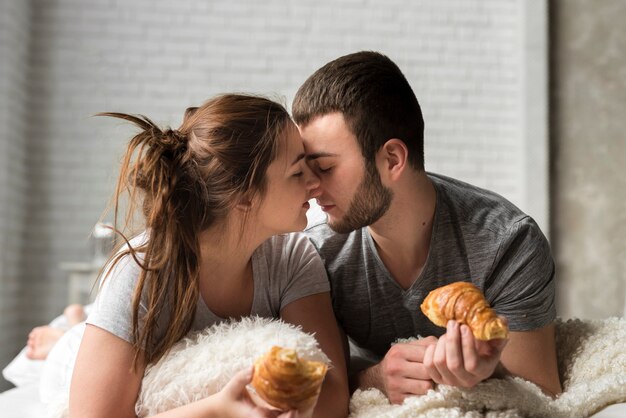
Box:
[305,152,337,161]
[291,153,306,165]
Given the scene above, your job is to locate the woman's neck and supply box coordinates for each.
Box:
[195,218,265,318]
[200,228,258,282]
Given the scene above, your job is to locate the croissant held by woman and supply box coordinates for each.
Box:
[251,346,328,412]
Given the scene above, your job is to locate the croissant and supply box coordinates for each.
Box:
[420,281,508,340]
[251,346,328,411]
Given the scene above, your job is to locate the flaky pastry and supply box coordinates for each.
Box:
[420,281,509,340]
[251,346,328,411]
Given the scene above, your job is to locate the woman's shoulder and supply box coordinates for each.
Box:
[100,231,149,282]
[256,232,315,258]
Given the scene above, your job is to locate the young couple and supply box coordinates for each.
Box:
[68,51,562,418]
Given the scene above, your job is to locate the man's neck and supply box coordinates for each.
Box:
[368,172,436,290]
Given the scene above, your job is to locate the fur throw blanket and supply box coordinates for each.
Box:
[49,316,625,418]
[349,317,626,418]
[136,317,329,416]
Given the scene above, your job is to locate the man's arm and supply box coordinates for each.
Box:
[352,339,436,404]
[499,323,562,397]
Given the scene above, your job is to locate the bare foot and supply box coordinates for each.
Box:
[63,304,86,326]
[26,326,65,360]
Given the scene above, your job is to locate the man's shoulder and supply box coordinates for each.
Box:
[304,220,364,259]
[429,172,531,235]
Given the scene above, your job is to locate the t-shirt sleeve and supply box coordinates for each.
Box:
[484,216,556,331]
[276,233,331,310]
[85,255,147,344]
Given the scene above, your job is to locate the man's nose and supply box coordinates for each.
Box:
[305,169,322,198]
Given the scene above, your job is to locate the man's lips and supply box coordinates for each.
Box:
[319,204,335,212]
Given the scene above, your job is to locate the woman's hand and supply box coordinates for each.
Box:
[214,367,298,418]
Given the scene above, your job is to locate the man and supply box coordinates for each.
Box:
[293,51,562,404]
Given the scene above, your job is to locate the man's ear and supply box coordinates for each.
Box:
[378,139,408,181]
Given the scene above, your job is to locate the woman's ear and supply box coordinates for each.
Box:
[235,191,257,213]
[235,200,253,213]
[378,139,408,181]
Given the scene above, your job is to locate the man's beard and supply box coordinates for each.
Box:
[329,163,393,234]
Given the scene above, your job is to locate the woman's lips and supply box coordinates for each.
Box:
[302,201,310,209]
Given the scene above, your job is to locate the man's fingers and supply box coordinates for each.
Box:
[457,324,478,374]
[475,336,508,357]
[445,321,464,374]
[383,358,431,381]
[388,342,431,363]
[407,336,438,347]
[423,342,442,383]
[402,377,436,395]
[388,377,435,404]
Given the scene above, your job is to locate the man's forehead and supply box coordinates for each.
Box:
[299,114,358,156]
[305,151,338,161]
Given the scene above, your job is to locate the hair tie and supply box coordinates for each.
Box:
[161,128,188,154]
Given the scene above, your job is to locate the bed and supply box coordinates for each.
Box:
[2,314,625,417]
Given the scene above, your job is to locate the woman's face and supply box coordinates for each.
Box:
[253,122,320,235]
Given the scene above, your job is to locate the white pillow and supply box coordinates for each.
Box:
[2,305,91,389]
[2,347,45,388]
[136,316,328,417]
[46,317,328,418]
[39,322,85,405]
[1,310,71,388]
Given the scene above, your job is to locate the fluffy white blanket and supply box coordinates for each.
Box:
[136,317,329,416]
[50,316,625,418]
[349,317,626,418]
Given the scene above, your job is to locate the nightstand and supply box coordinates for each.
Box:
[59,262,102,305]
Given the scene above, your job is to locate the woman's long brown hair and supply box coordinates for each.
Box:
[97,94,290,368]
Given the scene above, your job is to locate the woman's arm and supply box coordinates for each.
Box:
[69,324,144,418]
[69,324,289,418]
[281,292,350,418]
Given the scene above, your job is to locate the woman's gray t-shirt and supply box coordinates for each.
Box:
[306,172,556,359]
[86,232,330,348]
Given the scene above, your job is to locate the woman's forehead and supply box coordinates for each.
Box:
[276,122,305,162]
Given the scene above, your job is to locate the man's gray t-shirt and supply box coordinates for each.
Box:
[306,173,556,359]
[86,232,330,349]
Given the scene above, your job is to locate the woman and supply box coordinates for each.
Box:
[69,94,349,418]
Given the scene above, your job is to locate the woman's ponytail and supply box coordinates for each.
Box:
[97,112,200,367]
[96,94,290,368]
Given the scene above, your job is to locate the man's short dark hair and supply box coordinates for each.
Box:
[293,51,424,170]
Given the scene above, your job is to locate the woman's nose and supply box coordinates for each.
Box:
[305,168,321,198]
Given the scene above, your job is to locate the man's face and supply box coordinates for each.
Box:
[298,112,392,233]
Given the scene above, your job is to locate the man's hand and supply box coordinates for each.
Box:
[422,320,508,388]
[375,337,437,404]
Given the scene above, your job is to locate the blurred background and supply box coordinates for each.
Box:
[0,0,624,390]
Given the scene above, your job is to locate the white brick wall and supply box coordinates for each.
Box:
[2,0,545,384]
[0,0,31,390]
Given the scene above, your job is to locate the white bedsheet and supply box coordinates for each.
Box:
[1,381,625,417]
[0,384,46,418]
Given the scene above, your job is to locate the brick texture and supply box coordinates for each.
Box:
[1,0,534,385]
[0,0,31,390]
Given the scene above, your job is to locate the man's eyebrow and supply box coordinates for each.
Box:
[291,153,306,165]
[305,152,337,161]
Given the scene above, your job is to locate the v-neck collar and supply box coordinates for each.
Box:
[195,248,262,323]
[363,179,440,295]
